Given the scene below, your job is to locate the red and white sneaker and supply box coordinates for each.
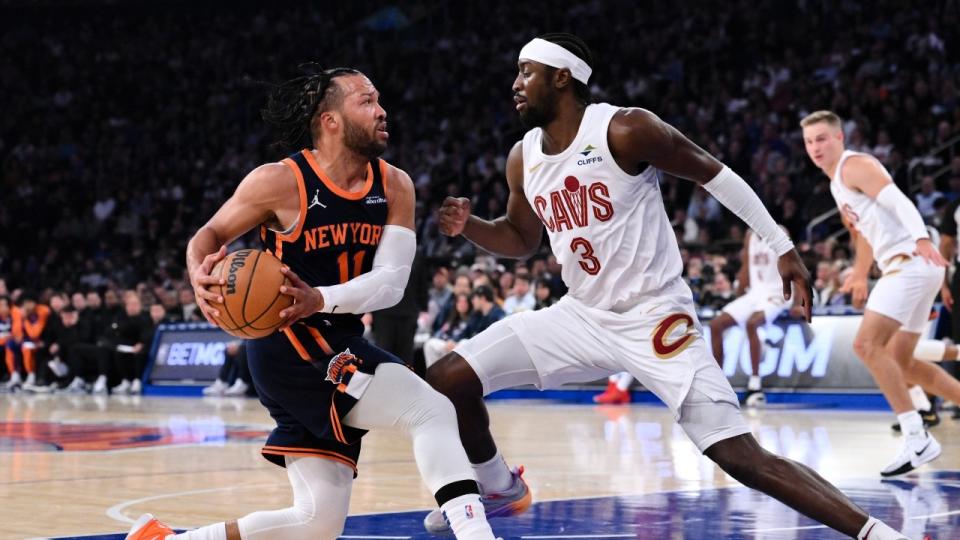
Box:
[126,513,174,540]
[593,381,630,405]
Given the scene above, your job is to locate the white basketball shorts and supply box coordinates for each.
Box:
[454,278,750,452]
[721,288,789,326]
[866,255,944,333]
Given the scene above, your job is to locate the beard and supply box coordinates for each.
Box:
[342,117,386,159]
[518,93,557,129]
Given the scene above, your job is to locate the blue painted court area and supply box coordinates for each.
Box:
[57,471,960,539]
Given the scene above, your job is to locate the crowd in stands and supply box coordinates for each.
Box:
[2,1,959,389]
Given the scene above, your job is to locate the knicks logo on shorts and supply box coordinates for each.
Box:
[325,350,360,385]
[651,313,696,359]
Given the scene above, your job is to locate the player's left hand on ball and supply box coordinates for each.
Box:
[915,238,947,267]
[278,267,325,328]
[777,249,813,322]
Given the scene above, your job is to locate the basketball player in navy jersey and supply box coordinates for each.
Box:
[126,67,497,540]
[426,34,911,540]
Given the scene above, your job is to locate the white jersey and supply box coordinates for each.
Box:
[521,103,683,311]
[747,231,781,293]
[830,150,916,270]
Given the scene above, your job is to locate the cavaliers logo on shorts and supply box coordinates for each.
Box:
[652,313,696,359]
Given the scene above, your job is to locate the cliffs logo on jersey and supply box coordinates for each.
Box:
[577,144,602,166]
[533,176,614,233]
[652,313,696,359]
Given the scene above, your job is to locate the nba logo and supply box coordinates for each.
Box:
[465,504,474,519]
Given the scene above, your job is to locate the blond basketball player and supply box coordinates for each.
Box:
[710,229,799,406]
[426,33,912,540]
[802,109,960,477]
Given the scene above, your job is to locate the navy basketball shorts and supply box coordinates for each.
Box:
[245,320,403,475]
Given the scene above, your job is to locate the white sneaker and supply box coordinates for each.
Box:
[881,431,942,477]
[64,377,87,394]
[112,380,131,395]
[202,379,228,396]
[130,379,142,394]
[92,375,108,394]
[4,372,23,391]
[224,379,249,396]
[24,372,36,387]
[47,358,69,378]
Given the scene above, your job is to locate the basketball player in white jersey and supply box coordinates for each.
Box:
[426,34,911,540]
[802,110,960,479]
[710,229,797,406]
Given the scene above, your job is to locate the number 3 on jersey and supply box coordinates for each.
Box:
[570,237,601,275]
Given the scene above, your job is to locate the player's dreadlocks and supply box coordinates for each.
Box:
[261,64,361,150]
[538,33,594,105]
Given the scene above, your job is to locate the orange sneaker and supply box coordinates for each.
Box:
[593,382,630,405]
[126,513,174,540]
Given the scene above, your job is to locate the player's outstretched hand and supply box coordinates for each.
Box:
[278,266,324,329]
[777,249,813,322]
[438,197,471,236]
[915,238,948,267]
[190,245,227,326]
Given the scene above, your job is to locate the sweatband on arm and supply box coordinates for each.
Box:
[702,166,794,256]
[315,225,416,314]
[875,184,929,241]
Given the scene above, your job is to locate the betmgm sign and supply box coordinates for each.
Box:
[705,315,880,391]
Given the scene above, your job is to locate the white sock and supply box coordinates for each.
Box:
[908,385,932,411]
[174,523,226,540]
[748,375,762,391]
[857,516,905,539]
[472,451,513,493]
[896,410,924,439]
[615,372,633,391]
[441,494,494,540]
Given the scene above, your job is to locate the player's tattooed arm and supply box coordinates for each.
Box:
[439,141,544,258]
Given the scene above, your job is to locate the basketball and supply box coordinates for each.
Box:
[208,249,293,339]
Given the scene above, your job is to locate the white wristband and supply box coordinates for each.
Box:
[876,184,929,241]
[702,166,794,256]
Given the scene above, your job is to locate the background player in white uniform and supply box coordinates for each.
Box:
[426,34,911,540]
[710,229,797,406]
[802,110,960,478]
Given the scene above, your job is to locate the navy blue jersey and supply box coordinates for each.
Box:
[248,149,402,474]
[261,149,389,328]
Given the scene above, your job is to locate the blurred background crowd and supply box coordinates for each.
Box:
[2,0,960,391]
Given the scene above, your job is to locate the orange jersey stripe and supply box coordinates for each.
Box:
[302,149,374,200]
[305,326,334,355]
[281,328,311,361]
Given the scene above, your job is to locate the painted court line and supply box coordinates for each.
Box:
[105,483,278,526]
[521,535,637,539]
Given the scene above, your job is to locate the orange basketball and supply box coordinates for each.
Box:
[208,249,293,339]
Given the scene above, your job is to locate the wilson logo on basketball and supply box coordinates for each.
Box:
[652,313,696,359]
[225,250,252,295]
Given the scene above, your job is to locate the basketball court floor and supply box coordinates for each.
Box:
[2,393,958,539]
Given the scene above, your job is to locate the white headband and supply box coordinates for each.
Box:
[518,38,592,84]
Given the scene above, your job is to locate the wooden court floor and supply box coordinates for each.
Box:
[1,393,959,539]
